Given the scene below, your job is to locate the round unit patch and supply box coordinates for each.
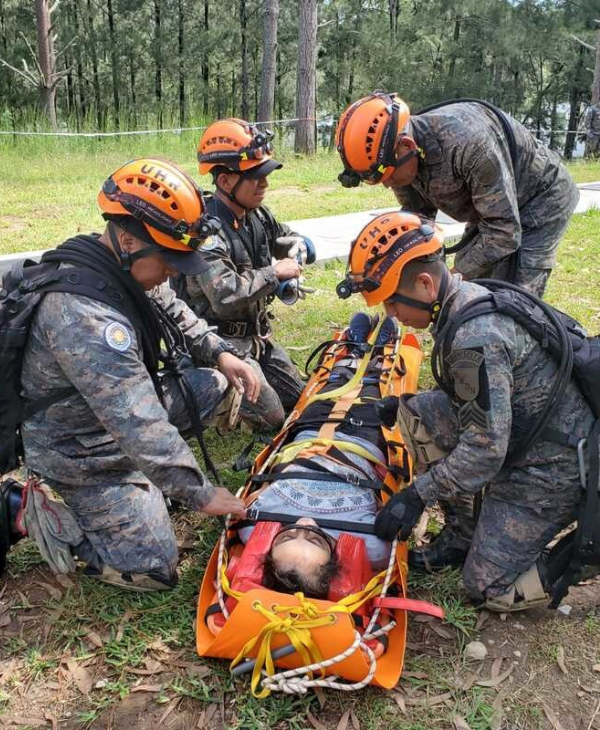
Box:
[104,322,132,352]
[199,236,219,252]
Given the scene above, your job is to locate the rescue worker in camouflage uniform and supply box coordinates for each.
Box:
[19,158,259,591]
[583,102,600,158]
[336,92,580,297]
[179,118,314,431]
[337,211,594,610]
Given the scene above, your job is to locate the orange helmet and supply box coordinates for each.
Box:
[98,157,220,254]
[336,91,411,187]
[197,118,281,176]
[336,212,443,307]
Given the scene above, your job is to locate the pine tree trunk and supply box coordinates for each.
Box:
[35,0,57,130]
[129,55,137,128]
[178,0,185,126]
[564,44,585,159]
[85,0,102,129]
[240,0,249,119]
[154,0,163,128]
[294,0,317,155]
[106,0,120,129]
[257,0,279,123]
[202,0,209,116]
[592,27,600,105]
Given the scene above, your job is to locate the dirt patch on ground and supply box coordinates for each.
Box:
[0,216,28,233]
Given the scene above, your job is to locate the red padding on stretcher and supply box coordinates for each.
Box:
[372,597,445,620]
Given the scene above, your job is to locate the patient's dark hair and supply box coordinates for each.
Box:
[262,551,340,599]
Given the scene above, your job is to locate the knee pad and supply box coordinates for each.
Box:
[179,368,230,423]
[397,391,458,465]
[484,565,548,613]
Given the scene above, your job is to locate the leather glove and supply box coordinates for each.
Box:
[375,483,425,542]
[375,396,399,429]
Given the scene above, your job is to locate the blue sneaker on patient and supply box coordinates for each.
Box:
[375,316,398,347]
[347,312,372,345]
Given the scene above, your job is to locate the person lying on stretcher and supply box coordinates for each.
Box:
[238,312,400,599]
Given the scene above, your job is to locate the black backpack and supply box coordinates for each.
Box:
[0,255,147,477]
[432,279,600,604]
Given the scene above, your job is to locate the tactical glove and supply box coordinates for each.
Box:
[275,277,316,305]
[375,395,399,428]
[375,483,425,542]
[274,235,316,265]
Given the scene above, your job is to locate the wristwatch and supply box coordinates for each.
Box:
[213,340,239,363]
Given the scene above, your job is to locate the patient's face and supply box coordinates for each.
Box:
[270,518,334,572]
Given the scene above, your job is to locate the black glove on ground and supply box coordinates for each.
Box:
[375,396,399,429]
[375,483,425,542]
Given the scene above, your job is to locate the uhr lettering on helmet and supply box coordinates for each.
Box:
[139,163,181,191]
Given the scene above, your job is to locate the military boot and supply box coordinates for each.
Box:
[409,527,470,571]
[0,479,24,577]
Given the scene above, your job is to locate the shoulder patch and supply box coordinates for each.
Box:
[198,236,220,252]
[446,348,485,402]
[104,321,132,352]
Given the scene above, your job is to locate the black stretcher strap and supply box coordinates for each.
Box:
[233,509,377,535]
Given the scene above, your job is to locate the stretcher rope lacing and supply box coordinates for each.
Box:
[216,490,244,620]
[262,624,397,694]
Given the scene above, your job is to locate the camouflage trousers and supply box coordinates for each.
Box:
[483,262,551,298]
[409,390,582,600]
[220,334,305,431]
[479,178,579,298]
[45,367,230,583]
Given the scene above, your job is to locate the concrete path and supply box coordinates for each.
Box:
[1,182,599,277]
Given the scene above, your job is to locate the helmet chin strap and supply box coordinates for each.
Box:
[217,172,250,212]
[108,221,157,272]
[388,268,450,323]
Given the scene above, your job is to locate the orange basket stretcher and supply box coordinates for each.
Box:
[196,320,444,697]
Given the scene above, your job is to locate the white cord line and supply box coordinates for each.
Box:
[0,116,321,138]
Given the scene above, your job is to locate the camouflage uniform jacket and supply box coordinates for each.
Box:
[413,275,595,505]
[585,103,600,137]
[183,195,295,327]
[392,103,578,276]
[21,272,225,511]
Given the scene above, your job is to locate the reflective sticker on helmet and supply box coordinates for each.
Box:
[104,322,132,352]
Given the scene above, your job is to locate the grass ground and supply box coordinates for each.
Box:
[0,144,599,729]
[0,138,598,254]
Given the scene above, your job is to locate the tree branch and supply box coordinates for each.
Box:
[55,36,77,61]
[570,33,595,51]
[20,30,44,78]
[0,56,38,86]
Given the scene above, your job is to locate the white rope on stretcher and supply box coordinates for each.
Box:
[262,622,396,694]
[216,489,245,620]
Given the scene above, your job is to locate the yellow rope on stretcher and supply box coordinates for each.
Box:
[272,437,386,468]
[302,319,383,406]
